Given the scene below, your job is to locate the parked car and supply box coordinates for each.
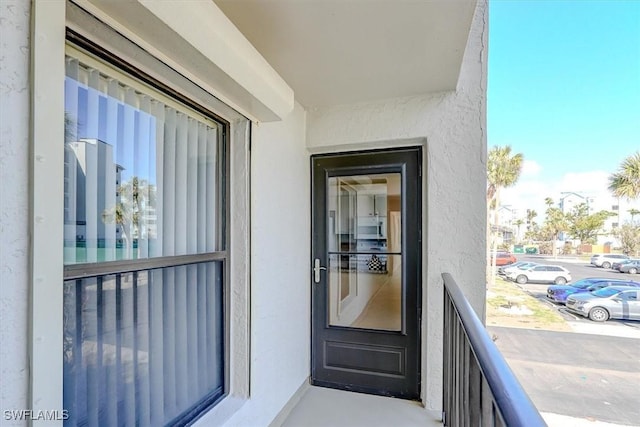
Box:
[491,252,517,266]
[507,264,571,285]
[590,253,629,269]
[499,262,538,277]
[619,260,640,274]
[498,261,532,276]
[546,278,640,304]
[611,259,640,271]
[565,286,640,322]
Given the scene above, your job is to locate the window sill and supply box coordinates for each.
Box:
[191,395,247,427]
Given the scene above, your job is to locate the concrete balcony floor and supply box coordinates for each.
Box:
[279,386,441,427]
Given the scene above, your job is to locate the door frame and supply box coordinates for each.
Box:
[310,147,422,400]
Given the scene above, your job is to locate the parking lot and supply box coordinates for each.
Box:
[489,325,640,426]
[510,255,640,338]
[495,255,640,426]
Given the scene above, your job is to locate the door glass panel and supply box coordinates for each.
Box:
[327,173,402,331]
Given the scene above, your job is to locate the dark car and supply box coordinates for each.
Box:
[619,260,640,274]
[546,277,640,304]
[612,259,640,271]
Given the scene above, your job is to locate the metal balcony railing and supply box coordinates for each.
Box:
[442,273,547,427]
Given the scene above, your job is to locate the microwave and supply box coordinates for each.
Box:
[357,216,386,239]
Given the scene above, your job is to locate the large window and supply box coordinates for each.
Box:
[62,43,228,426]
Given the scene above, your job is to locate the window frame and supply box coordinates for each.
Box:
[30,1,251,423]
[63,40,231,424]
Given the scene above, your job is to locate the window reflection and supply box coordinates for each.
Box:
[64,55,220,264]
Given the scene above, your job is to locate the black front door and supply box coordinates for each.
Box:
[311,147,421,400]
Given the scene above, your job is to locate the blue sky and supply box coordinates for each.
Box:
[488,0,640,216]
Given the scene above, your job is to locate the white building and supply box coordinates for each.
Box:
[558,192,594,216]
[495,205,520,244]
[64,138,123,262]
[558,191,640,245]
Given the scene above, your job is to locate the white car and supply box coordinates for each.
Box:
[507,264,571,285]
[499,261,538,277]
[590,253,629,269]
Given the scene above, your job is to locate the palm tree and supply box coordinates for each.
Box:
[628,208,640,224]
[513,218,524,243]
[609,152,640,200]
[543,197,567,259]
[487,146,524,286]
[526,209,537,230]
[544,197,554,208]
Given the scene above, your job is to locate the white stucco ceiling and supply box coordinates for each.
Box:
[214,0,477,108]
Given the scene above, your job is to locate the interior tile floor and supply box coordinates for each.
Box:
[279,386,441,427]
[352,266,402,330]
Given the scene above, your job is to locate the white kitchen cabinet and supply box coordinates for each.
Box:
[374,194,387,216]
[357,194,375,216]
[356,184,387,217]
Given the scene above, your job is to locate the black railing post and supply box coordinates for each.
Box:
[442,273,547,427]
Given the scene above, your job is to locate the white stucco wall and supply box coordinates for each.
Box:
[1,0,485,423]
[223,102,311,426]
[1,2,309,425]
[305,0,488,412]
[0,1,31,424]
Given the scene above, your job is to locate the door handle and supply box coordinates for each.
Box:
[314,258,327,283]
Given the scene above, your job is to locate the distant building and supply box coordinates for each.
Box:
[559,192,594,215]
[64,138,120,262]
[495,205,518,245]
[558,191,639,246]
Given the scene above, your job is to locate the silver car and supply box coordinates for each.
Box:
[565,286,640,322]
[619,260,640,274]
[612,258,640,271]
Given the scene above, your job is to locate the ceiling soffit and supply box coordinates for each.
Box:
[215,0,477,108]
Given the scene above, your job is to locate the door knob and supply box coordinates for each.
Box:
[314,258,327,283]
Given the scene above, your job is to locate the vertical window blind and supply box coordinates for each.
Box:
[63,54,220,263]
[63,47,226,426]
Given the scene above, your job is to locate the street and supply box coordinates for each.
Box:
[489,326,640,426]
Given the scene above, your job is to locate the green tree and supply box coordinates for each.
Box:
[612,223,640,257]
[523,221,554,254]
[565,203,615,245]
[524,222,540,243]
[608,152,640,199]
[542,198,567,259]
[487,146,523,286]
[629,208,640,223]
